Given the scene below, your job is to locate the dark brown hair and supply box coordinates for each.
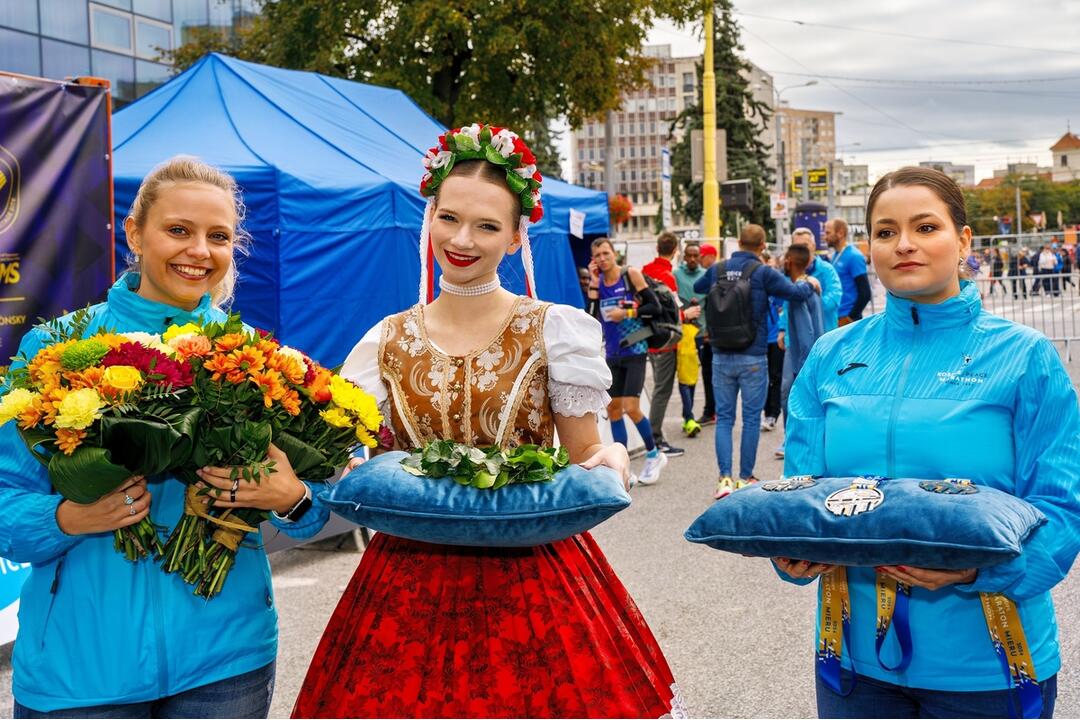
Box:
[738,223,767,249]
[656,231,678,257]
[785,243,812,270]
[591,237,615,253]
[866,166,967,232]
[435,159,522,224]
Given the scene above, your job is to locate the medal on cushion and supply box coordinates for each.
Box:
[825,477,885,517]
[762,476,816,492]
[919,478,979,495]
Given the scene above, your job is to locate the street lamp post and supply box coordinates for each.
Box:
[702,1,721,250]
[769,80,817,247]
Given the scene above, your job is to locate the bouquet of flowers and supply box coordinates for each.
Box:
[0,310,201,560]
[160,316,389,598]
[401,440,570,489]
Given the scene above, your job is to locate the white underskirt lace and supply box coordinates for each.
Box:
[549,381,610,418]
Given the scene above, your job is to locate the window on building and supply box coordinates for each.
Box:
[682,72,694,91]
[630,147,635,158]
[588,149,594,160]
[631,170,637,181]
[135,16,172,59]
[135,58,169,97]
[621,170,627,181]
[620,147,625,158]
[42,38,91,78]
[134,0,171,21]
[619,123,625,134]
[651,145,657,157]
[91,4,133,53]
[91,48,135,103]
[647,98,656,111]
[579,172,586,184]
[96,0,132,9]
[0,27,40,76]
[578,149,584,161]
[41,0,89,43]
[1063,155,1069,167]
[0,0,39,32]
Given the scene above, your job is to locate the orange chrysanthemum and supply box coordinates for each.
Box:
[213,333,249,353]
[280,388,301,416]
[254,338,280,357]
[266,352,306,385]
[28,340,73,386]
[65,366,105,391]
[250,369,287,408]
[17,402,44,430]
[55,427,87,455]
[38,385,69,425]
[204,346,266,383]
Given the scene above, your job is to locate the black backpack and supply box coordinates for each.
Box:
[705,259,761,351]
[621,270,683,351]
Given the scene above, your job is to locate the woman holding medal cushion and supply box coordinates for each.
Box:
[776,167,1080,718]
[0,157,319,718]
[291,124,684,718]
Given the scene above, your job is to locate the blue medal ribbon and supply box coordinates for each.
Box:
[874,573,913,672]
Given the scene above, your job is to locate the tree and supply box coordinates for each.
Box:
[168,0,702,178]
[667,0,774,233]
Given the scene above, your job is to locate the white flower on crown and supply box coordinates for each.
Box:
[423,149,453,170]
[491,129,518,158]
[457,123,482,150]
[514,163,537,179]
[531,189,542,203]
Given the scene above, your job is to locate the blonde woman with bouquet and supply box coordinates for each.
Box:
[1,157,316,718]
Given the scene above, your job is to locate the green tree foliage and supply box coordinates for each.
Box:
[964,175,1080,235]
[169,0,704,180]
[668,0,773,232]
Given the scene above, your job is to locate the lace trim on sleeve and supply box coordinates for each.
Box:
[549,380,610,418]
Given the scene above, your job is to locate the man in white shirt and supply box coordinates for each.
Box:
[1035,245,1058,296]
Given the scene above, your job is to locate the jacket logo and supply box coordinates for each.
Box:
[837,362,867,376]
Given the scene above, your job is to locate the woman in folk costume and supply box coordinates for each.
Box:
[291,124,685,719]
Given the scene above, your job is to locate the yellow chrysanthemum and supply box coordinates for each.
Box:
[162,323,203,343]
[319,407,352,428]
[355,424,377,448]
[329,376,382,431]
[102,365,143,393]
[54,388,104,430]
[0,388,39,426]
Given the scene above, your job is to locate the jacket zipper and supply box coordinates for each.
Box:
[39,554,66,649]
[886,306,921,477]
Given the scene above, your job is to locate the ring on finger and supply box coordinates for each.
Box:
[123,493,135,505]
[230,478,239,504]
[129,505,137,515]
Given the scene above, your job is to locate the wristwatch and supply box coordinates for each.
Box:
[273,483,312,523]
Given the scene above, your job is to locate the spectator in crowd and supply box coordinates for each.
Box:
[674,242,708,437]
[774,243,825,460]
[989,246,1006,295]
[762,295,784,434]
[578,266,592,304]
[1034,244,1058,296]
[693,224,819,499]
[1062,242,1076,291]
[1008,246,1027,299]
[642,232,700,456]
[824,218,871,326]
[780,227,843,334]
[695,244,719,425]
[586,237,669,485]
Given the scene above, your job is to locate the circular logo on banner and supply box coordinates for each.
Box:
[825,481,885,517]
[0,144,19,235]
[762,476,816,492]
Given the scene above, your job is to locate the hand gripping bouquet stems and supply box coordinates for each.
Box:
[159,316,389,598]
[0,309,201,560]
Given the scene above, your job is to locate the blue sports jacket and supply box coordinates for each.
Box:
[1,274,328,711]
[779,257,842,333]
[783,281,1080,691]
[694,251,814,356]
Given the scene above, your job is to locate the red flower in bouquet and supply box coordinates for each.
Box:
[101,342,193,388]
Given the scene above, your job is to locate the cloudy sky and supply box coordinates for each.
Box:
[561,0,1080,183]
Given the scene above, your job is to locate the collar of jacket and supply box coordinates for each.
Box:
[884,280,981,330]
[108,272,215,329]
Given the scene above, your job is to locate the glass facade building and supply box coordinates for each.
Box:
[0,0,258,106]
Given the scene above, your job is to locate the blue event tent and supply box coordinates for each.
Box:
[112,53,609,365]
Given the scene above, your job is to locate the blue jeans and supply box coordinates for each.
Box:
[816,669,1058,719]
[14,662,275,719]
[712,352,768,479]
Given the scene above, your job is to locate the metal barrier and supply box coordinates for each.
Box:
[865,270,1080,362]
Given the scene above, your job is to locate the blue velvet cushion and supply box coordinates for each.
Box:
[685,477,1046,568]
[321,451,631,547]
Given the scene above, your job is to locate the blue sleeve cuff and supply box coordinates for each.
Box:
[955,554,1025,596]
[0,493,82,565]
[267,481,330,539]
[771,559,817,586]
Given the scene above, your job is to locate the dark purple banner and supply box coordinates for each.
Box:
[0,74,113,370]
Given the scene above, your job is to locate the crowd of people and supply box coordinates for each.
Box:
[1,115,1077,719]
[981,240,1078,298]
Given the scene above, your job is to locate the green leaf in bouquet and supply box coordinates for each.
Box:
[453,474,471,486]
[273,430,330,479]
[19,427,56,469]
[48,446,135,504]
[98,406,203,477]
[471,471,496,489]
[491,470,510,490]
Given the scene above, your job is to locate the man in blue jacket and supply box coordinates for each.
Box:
[779,227,842,336]
[824,218,872,325]
[694,224,819,499]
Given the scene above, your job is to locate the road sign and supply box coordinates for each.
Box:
[789,167,828,194]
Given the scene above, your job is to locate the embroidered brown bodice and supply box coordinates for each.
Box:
[378,297,554,450]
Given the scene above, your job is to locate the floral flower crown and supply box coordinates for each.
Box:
[420,123,544,223]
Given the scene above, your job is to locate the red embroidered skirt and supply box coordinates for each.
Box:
[292,532,684,719]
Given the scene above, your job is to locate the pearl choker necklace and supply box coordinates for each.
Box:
[438,276,501,297]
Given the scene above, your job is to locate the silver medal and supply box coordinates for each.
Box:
[825,478,884,517]
[762,476,816,492]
